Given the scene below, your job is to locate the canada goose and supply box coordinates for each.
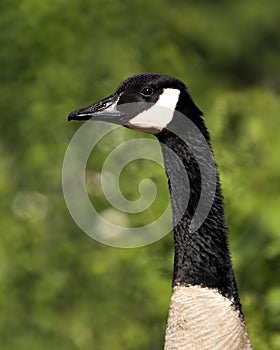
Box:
[68,73,252,349]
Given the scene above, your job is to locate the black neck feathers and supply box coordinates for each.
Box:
[157,93,242,313]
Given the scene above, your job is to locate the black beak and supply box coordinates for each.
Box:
[68,94,124,123]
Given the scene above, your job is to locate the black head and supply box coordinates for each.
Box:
[68,73,203,135]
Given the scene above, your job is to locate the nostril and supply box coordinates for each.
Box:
[94,101,107,111]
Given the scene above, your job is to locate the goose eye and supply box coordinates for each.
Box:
[140,87,154,97]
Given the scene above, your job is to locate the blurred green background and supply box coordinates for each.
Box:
[1,0,280,349]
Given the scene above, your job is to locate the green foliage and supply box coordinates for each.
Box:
[0,0,279,349]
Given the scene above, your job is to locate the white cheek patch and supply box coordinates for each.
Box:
[105,100,118,113]
[128,88,180,134]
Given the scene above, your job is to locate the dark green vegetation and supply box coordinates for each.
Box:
[1,0,279,349]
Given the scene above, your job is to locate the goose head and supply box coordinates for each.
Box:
[68,73,204,136]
